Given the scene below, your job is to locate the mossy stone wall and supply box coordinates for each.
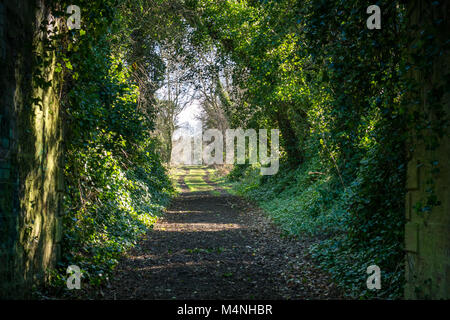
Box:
[404,0,450,299]
[0,0,63,299]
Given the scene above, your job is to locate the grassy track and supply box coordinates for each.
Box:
[171,165,233,195]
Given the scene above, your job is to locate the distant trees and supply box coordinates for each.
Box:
[154,42,195,163]
[48,0,447,298]
[186,0,413,298]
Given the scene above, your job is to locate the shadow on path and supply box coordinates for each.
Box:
[103,167,340,299]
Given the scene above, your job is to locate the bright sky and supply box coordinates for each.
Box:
[177,99,202,131]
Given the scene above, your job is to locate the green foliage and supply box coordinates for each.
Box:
[234,147,405,298]
[41,0,447,299]
[198,0,429,299]
[49,0,175,292]
[233,155,339,236]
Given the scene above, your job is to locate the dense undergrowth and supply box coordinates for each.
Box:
[230,143,405,299]
[31,0,446,299]
[41,1,175,295]
[193,0,444,300]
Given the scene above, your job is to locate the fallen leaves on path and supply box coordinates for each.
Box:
[100,167,342,300]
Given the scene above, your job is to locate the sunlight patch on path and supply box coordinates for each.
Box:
[155,222,243,232]
[184,167,214,192]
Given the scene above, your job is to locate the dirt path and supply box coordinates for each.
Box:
[103,167,340,299]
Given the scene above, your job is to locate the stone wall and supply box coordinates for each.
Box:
[404,0,450,299]
[0,0,63,299]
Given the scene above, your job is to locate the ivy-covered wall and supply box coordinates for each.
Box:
[0,0,63,298]
[405,0,450,299]
[405,87,450,299]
